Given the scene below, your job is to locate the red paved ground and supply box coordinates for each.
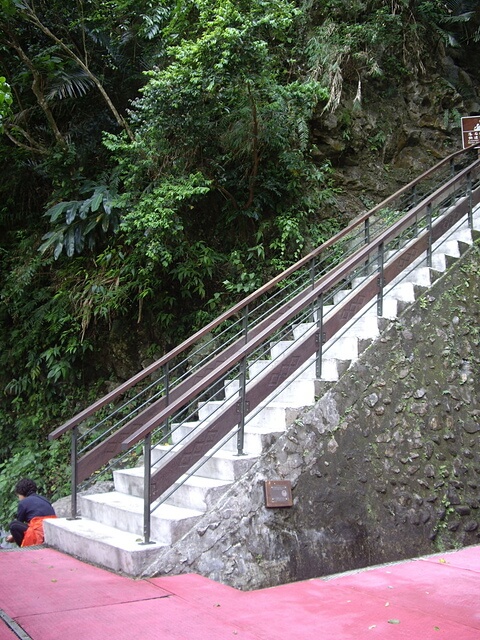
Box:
[1,545,480,639]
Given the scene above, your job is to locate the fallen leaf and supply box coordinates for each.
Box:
[388,619,400,625]
[439,558,446,564]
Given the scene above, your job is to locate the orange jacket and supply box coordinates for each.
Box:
[21,515,57,547]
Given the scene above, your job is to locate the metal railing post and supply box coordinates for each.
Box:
[237,357,248,456]
[411,185,419,239]
[141,432,154,545]
[310,256,317,321]
[364,218,371,272]
[236,306,249,456]
[315,293,324,379]
[364,217,370,245]
[411,184,418,207]
[377,242,384,317]
[163,363,170,438]
[467,171,473,229]
[426,203,433,268]
[68,426,79,520]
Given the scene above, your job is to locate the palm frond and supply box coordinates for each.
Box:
[47,70,95,101]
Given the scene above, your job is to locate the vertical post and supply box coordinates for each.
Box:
[411,184,418,208]
[377,242,384,317]
[364,217,370,245]
[236,306,249,456]
[364,217,371,273]
[310,256,317,322]
[411,185,418,239]
[69,426,79,520]
[141,432,154,544]
[426,202,433,268]
[315,293,324,379]
[163,363,170,439]
[467,171,473,229]
[237,357,247,456]
[310,256,316,289]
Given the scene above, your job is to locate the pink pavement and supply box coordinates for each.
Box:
[1,545,480,639]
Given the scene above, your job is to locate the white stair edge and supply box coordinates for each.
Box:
[44,517,167,576]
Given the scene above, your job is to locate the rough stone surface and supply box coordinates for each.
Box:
[140,242,480,590]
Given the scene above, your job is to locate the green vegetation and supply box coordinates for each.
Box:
[0,0,478,523]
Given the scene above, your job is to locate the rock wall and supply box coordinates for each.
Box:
[144,241,480,590]
[313,55,480,224]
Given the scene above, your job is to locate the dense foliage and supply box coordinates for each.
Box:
[0,0,478,522]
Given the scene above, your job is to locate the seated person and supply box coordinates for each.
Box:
[6,478,56,547]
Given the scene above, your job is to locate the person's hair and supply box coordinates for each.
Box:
[15,478,38,497]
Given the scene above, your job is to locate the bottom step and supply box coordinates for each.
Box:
[44,517,167,576]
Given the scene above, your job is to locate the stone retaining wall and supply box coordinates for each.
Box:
[144,241,480,590]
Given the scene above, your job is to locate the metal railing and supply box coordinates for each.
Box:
[49,146,480,540]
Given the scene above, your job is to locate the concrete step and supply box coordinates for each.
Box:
[78,491,203,544]
[250,354,344,383]
[333,288,350,304]
[44,517,168,576]
[322,334,359,361]
[170,418,284,455]
[161,475,232,510]
[392,265,433,288]
[270,340,296,360]
[114,466,232,511]
[224,379,240,399]
[445,226,476,247]
[198,396,302,430]
[189,449,258,481]
[243,347,318,404]
[430,251,461,273]
[148,445,257,482]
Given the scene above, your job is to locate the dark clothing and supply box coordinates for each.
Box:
[16,494,55,523]
[9,521,28,546]
[9,493,55,546]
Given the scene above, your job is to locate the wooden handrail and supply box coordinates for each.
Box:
[49,146,474,440]
[122,158,480,451]
[147,183,480,502]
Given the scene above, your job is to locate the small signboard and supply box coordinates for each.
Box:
[461,116,480,149]
[264,480,293,508]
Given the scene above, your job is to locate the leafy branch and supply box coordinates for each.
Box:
[11,0,135,141]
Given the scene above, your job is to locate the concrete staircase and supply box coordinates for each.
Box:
[44,205,480,575]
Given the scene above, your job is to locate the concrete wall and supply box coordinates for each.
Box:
[143,241,480,590]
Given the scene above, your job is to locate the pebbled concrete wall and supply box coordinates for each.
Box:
[144,240,480,590]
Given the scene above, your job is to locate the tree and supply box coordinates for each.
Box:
[0,0,171,226]
[100,0,334,303]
